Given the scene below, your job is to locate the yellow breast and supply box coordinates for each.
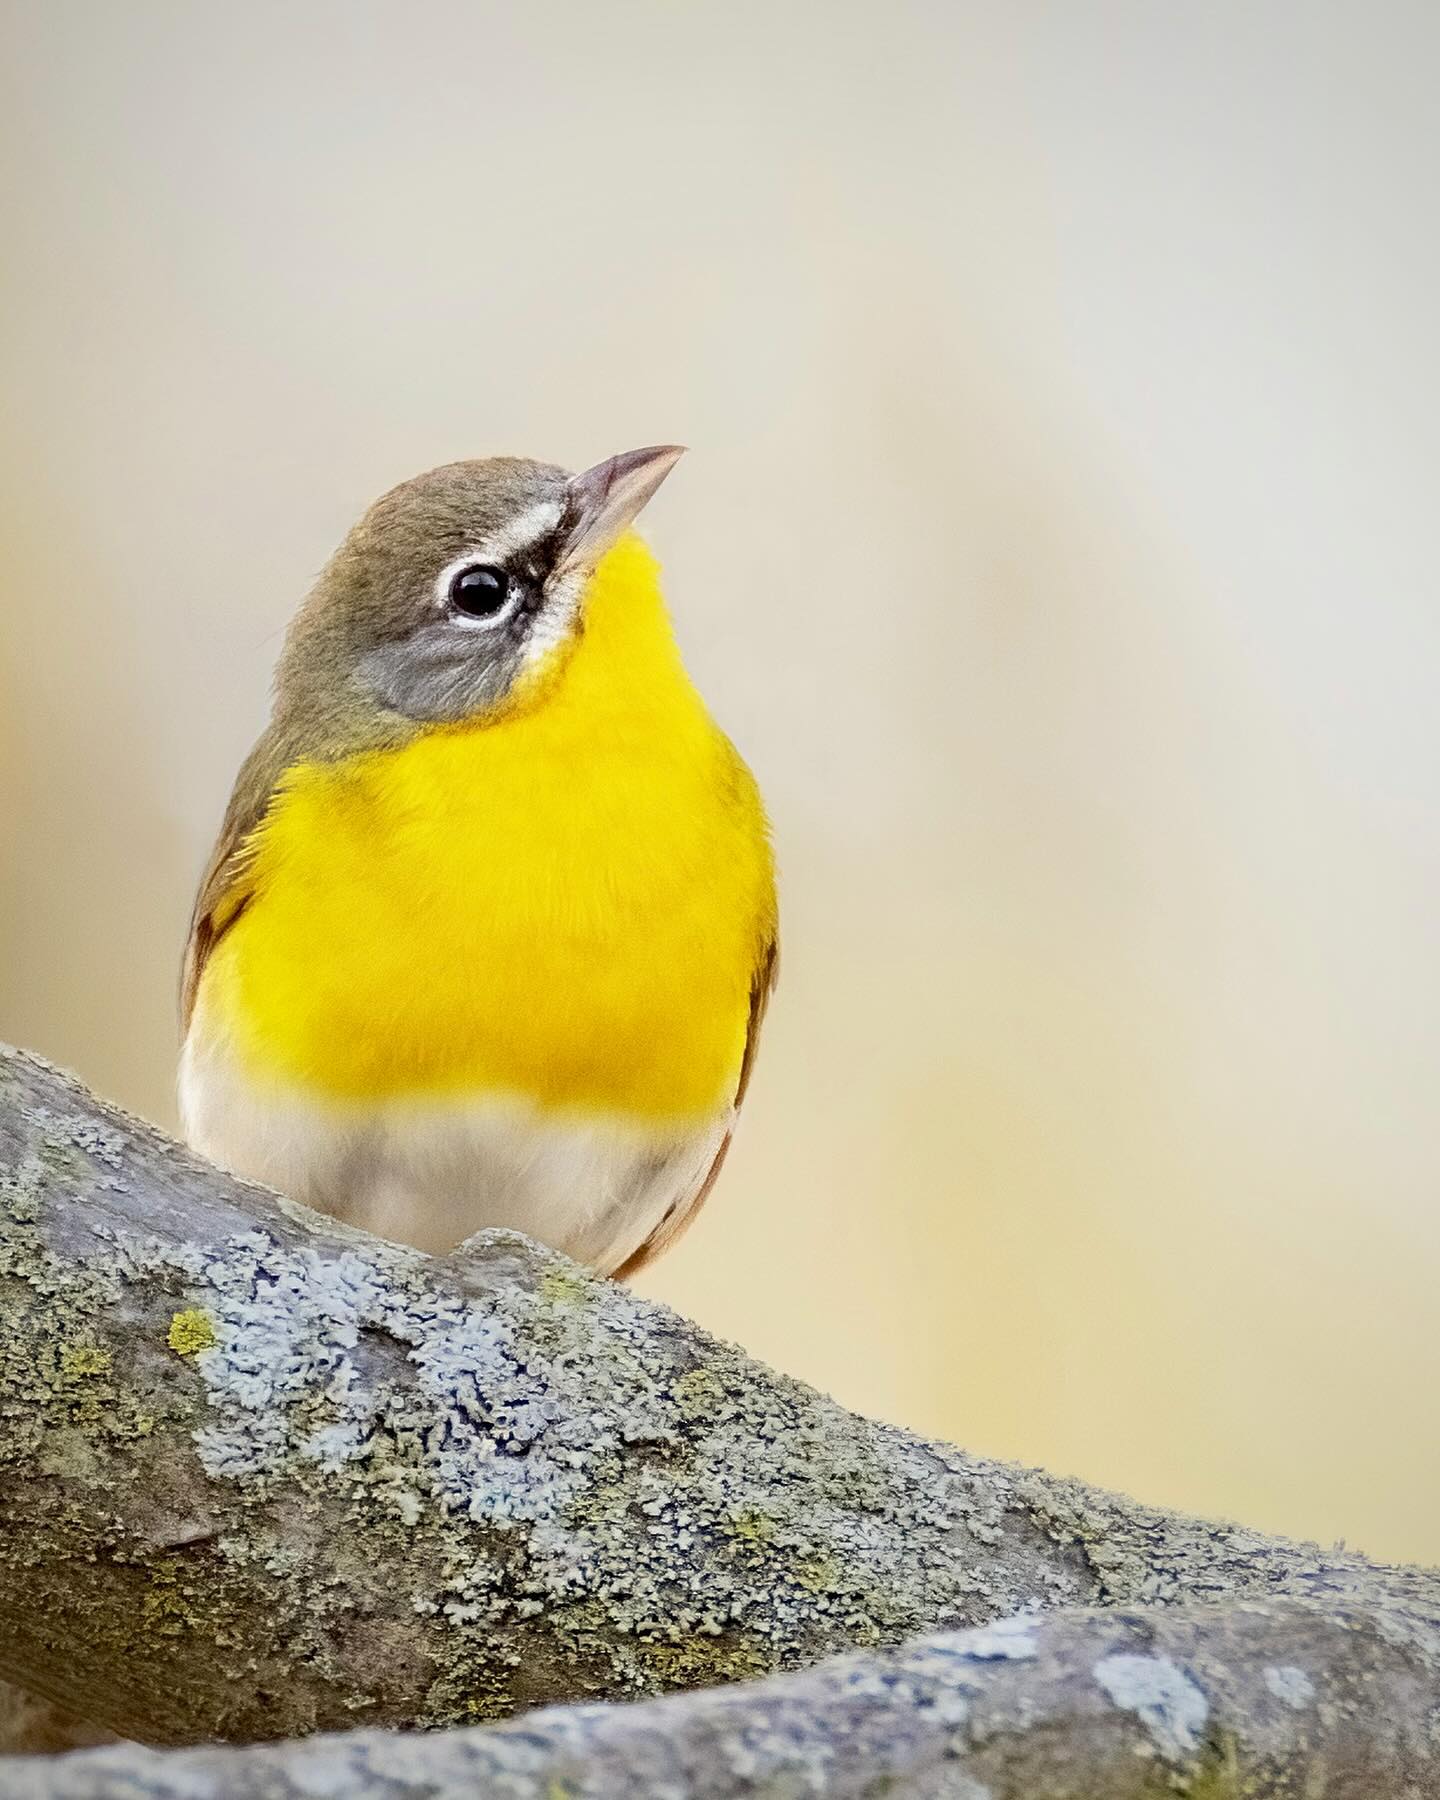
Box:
[200,535,776,1121]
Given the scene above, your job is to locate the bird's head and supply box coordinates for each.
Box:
[276,446,683,745]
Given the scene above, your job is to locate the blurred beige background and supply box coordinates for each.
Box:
[2,1,1437,1563]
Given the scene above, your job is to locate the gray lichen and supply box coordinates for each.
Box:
[121,1213,1062,1695]
[1091,1652,1208,1761]
[0,1048,1083,1737]
[1262,1663,1316,1710]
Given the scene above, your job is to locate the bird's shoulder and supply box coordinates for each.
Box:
[180,724,294,1030]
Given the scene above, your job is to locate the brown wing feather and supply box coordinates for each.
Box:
[179,729,290,1030]
[613,934,778,1281]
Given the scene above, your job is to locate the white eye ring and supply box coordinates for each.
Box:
[437,556,516,628]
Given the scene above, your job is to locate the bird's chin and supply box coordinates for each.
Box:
[517,568,588,677]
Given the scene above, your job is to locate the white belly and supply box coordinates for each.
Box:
[178,1031,729,1274]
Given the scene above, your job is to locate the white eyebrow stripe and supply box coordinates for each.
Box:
[429,498,568,628]
[472,498,564,566]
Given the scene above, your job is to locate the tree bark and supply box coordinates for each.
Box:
[8,1598,1440,1798]
[0,1043,1436,1793]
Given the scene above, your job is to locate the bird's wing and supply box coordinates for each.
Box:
[612,933,779,1281]
[180,729,290,1031]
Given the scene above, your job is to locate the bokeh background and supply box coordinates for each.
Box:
[3,1,1437,1564]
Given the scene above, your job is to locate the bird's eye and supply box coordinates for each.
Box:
[448,563,511,620]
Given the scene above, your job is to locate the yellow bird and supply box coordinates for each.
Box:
[180,447,777,1277]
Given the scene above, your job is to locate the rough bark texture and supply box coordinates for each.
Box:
[0,1043,1436,1794]
[7,1604,1440,1797]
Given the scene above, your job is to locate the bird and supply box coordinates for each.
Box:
[179,446,777,1278]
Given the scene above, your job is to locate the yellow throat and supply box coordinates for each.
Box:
[197,534,776,1123]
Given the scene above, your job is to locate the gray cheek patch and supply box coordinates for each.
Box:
[358,621,529,724]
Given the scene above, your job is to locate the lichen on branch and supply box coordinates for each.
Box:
[0,1042,1436,1797]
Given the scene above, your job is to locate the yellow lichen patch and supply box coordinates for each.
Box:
[725,1507,777,1546]
[719,1506,782,1572]
[672,1365,724,1419]
[421,1658,516,1727]
[138,1559,198,1640]
[539,1270,588,1306]
[59,1343,111,1380]
[635,1635,771,1690]
[794,1554,840,1593]
[167,1308,218,1357]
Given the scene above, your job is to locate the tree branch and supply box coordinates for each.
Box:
[0,1043,1436,1793]
[6,1602,1438,1796]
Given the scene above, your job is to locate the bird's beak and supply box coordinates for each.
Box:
[556,444,686,576]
